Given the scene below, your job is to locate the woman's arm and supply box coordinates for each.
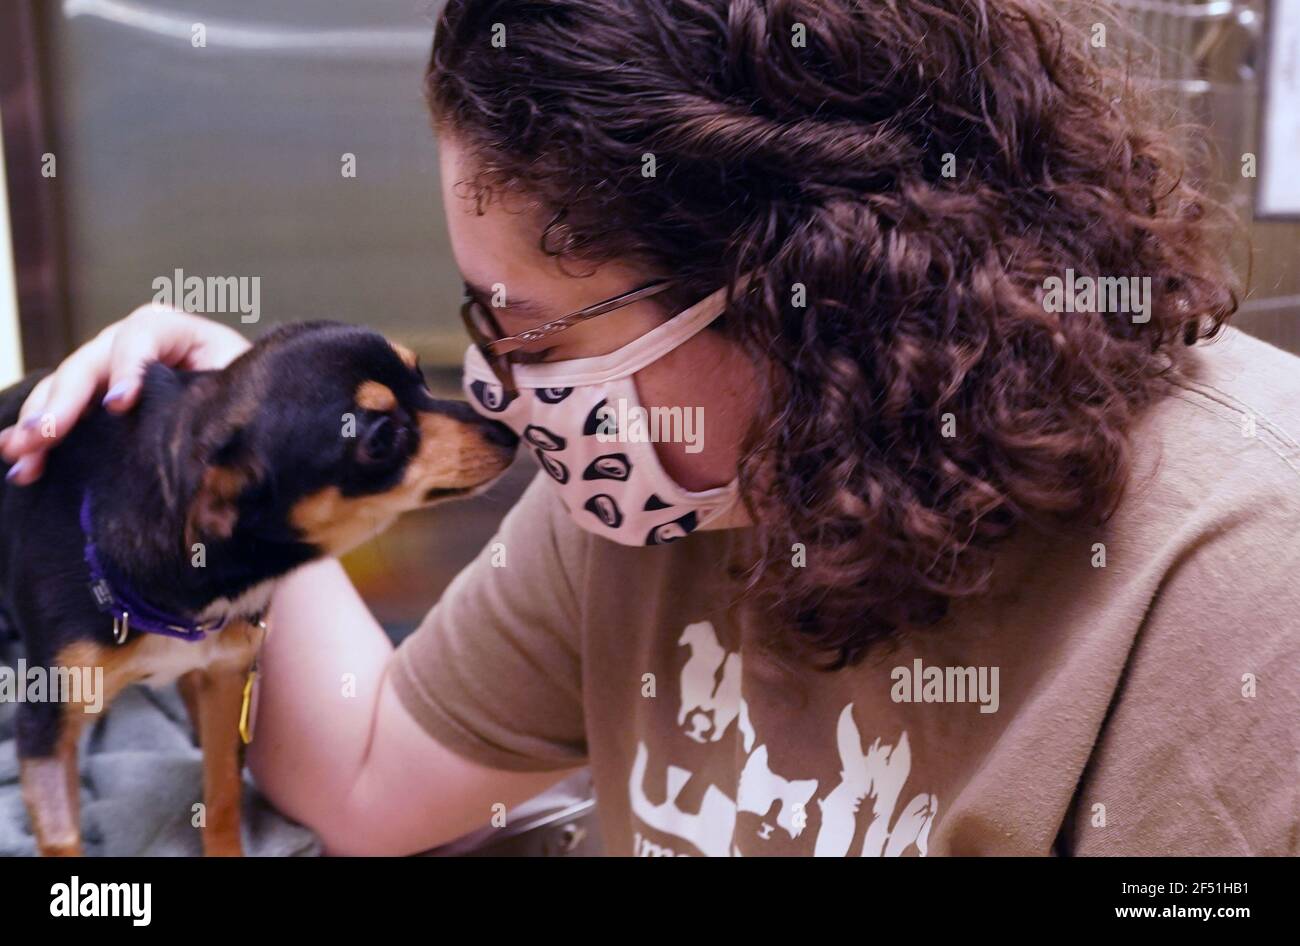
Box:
[253,558,579,855]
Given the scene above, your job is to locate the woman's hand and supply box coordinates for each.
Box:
[0,304,251,485]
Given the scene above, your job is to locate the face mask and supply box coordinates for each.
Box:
[462,286,740,546]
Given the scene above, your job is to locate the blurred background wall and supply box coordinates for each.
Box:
[1,0,1297,631]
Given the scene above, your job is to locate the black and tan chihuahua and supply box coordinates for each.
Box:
[0,321,517,856]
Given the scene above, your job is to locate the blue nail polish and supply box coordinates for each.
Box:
[5,459,27,482]
[20,416,39,431]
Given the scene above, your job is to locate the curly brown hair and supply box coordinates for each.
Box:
[428,0,1241,668]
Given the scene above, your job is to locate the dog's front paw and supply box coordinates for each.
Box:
[39,837,85,857]
[202,834,244,857]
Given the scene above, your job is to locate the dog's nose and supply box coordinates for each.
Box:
[422,396,519,452]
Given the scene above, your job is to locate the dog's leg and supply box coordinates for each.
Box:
[17,703,86,857]
[178,669,202,744]
[18,640,140,856]
[194,667,247,856]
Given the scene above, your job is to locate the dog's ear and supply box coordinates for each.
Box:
[138,361,193,403]
[184,424,258,547]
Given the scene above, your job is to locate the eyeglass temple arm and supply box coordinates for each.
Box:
[484,280,676,356]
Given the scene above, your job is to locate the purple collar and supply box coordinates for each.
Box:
[80,492,225,643]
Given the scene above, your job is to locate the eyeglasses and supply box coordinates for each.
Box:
[460,279,677,395]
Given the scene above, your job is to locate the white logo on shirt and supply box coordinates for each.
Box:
[628,620,940,856]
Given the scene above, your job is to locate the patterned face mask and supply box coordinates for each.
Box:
[462,287,739,546]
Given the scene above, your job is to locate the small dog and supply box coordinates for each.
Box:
[0,321,517,856]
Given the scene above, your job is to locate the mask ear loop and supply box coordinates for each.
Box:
[696,485,748,531]
[505,282,744,389]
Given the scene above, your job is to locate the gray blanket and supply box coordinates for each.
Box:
[0,635,320,857]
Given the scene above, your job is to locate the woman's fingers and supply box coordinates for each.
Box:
[116,304,250,377]
[0,328,116,464]
[2,372,58,484]
[29,333,119,431]
[0,375,54,478]
[185,319,255,371]
[1,373,57,463]
[14,373,56,428]
[0,306,252,484]
[3,446,48,486]
[101,304,188,412]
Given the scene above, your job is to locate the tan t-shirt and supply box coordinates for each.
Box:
[392,327,1300,856]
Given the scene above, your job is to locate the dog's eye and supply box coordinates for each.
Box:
[357,415,408,467]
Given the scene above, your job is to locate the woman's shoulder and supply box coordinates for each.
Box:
[1094,326,1300,648]
[1104,326,1300,645]
[1159,328,1300,483]
[1137,327,1300,503]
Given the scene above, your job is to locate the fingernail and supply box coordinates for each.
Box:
[5,458,28,483]
[102,381,131,405]
[20,415,40,431]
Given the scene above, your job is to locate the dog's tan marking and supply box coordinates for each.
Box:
[185,465,251,546]
[290,411,511,555]
[289,486,404,557]
[57,639,145,707]
[356,380,397,413]
[405,410,507,489]
[57,629,260,707]
[391,343,418,370]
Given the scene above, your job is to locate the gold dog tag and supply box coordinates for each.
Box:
[239,617,269,745]
[239,669,259,745]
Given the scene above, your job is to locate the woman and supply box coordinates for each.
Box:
[3,0,1297,856]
